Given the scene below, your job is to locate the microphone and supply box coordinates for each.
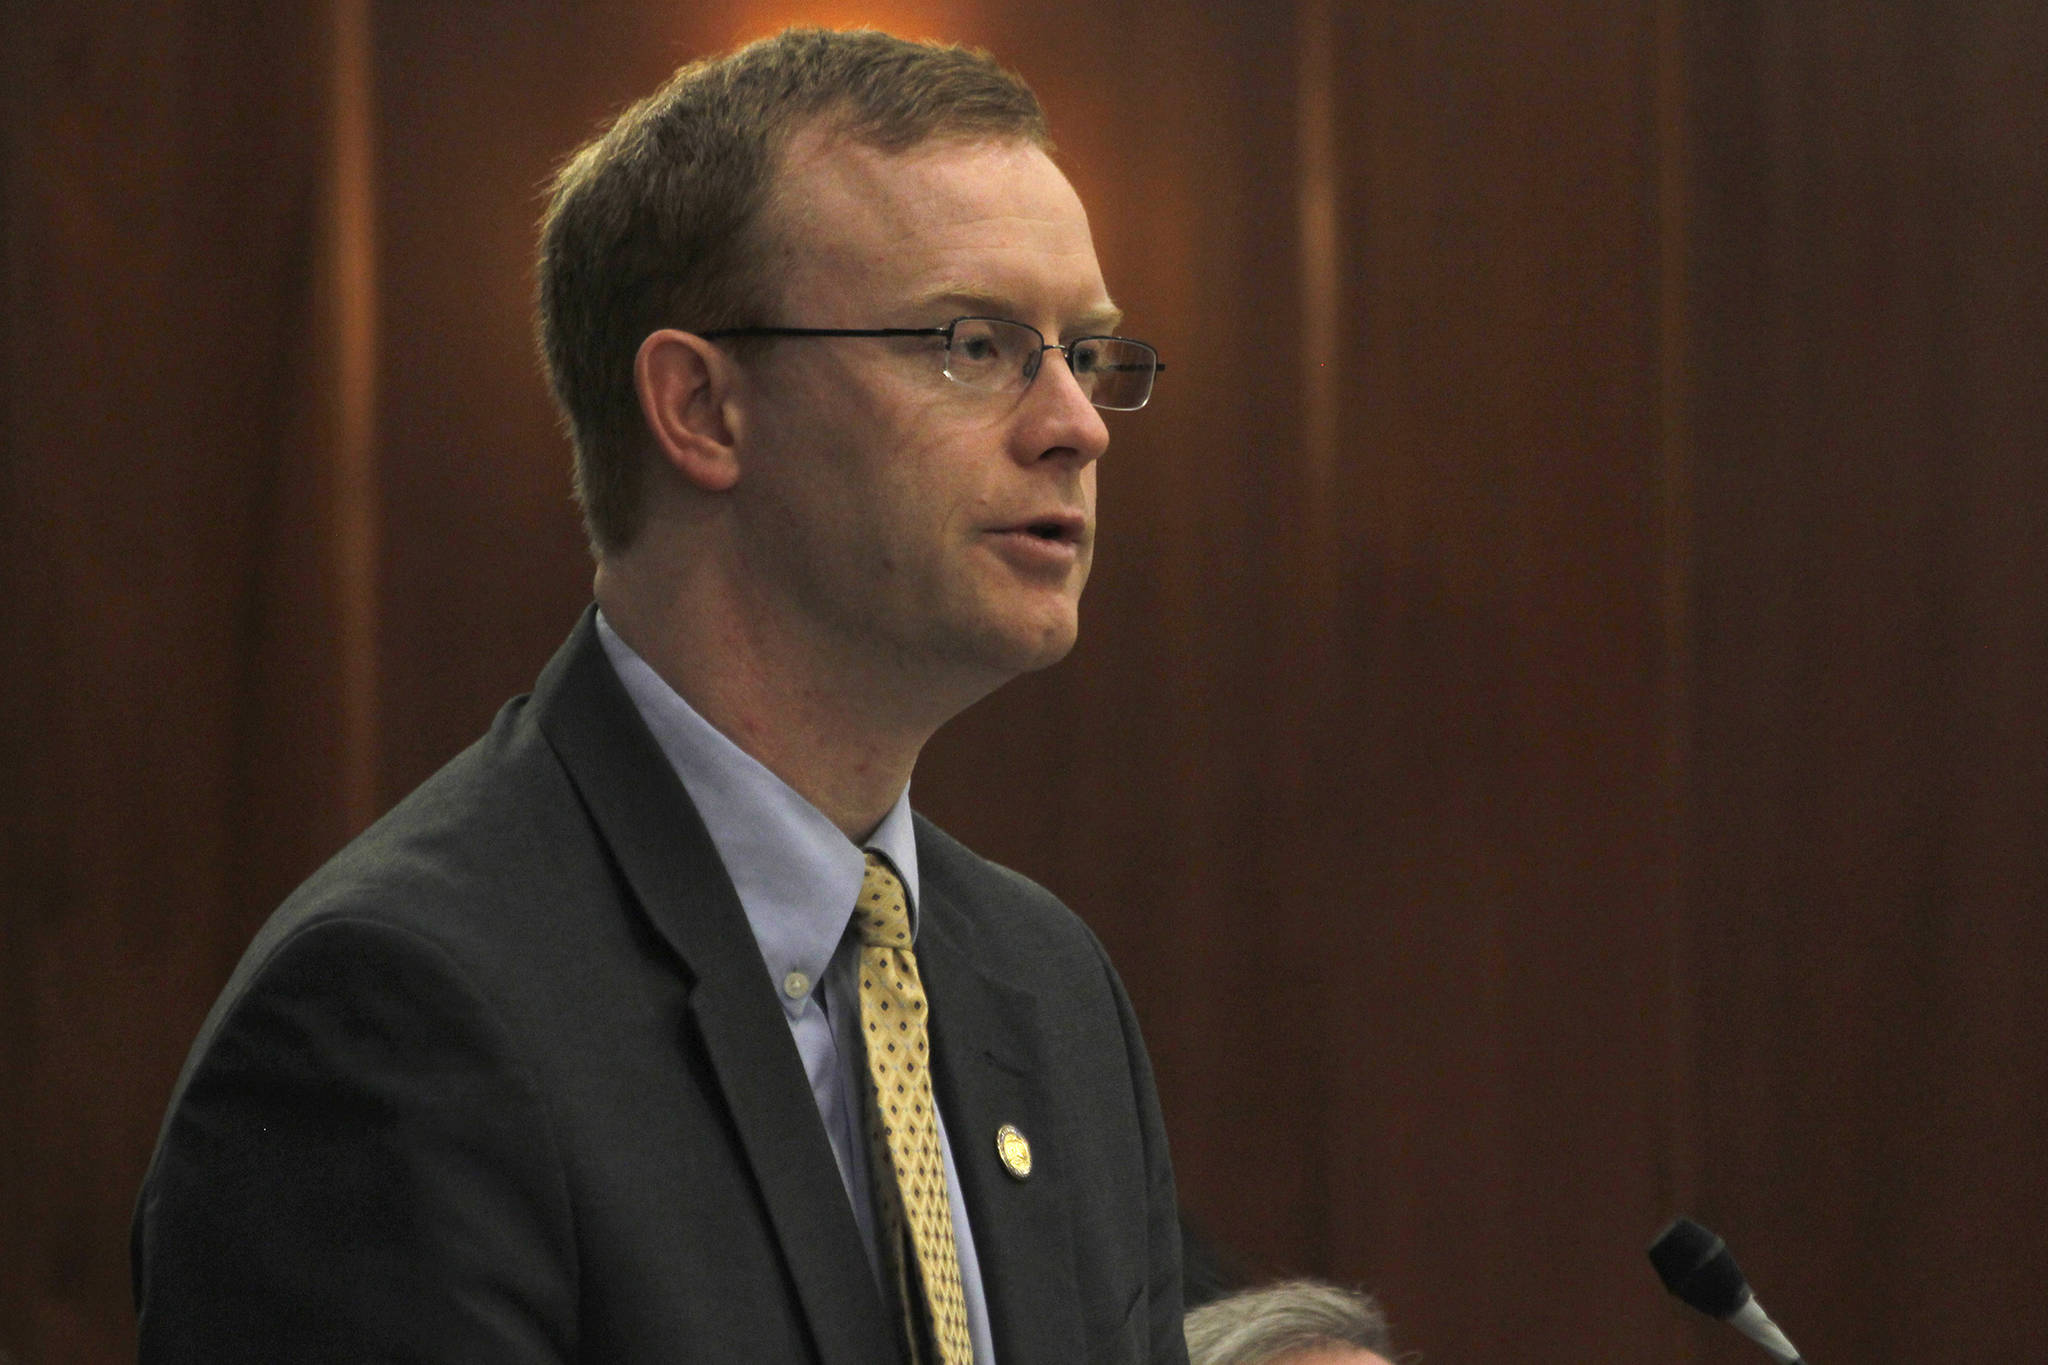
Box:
[1648,1217,1807,1364]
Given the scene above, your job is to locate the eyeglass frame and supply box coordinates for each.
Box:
[694,315,1166,412]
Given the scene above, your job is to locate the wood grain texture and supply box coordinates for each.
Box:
[1,3,361,1360]
[1682,4,2048,1359]
[1304,4,1679,1356]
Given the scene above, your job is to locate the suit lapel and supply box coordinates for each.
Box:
[917,848,1084,1365]
[532,612,896,1365]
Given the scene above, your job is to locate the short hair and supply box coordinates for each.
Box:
[535,27,1050,556]
[1184,1281,1395,1365]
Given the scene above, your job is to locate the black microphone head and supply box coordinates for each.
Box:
[1649,1217,1752,1320]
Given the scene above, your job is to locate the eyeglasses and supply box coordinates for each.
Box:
[697,316,1165,411]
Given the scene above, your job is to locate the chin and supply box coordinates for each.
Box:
[945,608,1080,681]
[1005,613,1081,674]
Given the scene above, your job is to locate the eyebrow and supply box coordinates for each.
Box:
[910,287,1126,336]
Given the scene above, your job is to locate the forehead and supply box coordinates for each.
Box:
[765,126,1114,326]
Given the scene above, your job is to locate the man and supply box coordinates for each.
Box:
[1183,1283,1397,1365]
[132,28,1182,1365]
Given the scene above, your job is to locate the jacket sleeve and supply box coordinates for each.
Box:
[133,916,578,1364]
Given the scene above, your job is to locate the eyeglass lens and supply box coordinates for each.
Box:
[943,317,1158,411]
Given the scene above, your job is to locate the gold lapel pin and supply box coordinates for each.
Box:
[995,1123,1032,1181]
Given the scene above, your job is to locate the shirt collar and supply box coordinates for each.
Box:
[595,610,921,1015]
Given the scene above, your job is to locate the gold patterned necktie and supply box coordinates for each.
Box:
[856,852,974,1365]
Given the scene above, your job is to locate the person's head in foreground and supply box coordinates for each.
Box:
[1185,1280,1399,1365]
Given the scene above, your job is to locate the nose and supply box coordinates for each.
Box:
[1016,344,1110,467]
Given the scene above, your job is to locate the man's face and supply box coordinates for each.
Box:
[728,127,1116,703]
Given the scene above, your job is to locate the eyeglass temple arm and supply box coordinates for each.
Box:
[695,325,949,339]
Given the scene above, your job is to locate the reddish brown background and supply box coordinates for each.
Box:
[5,2,2044,1361]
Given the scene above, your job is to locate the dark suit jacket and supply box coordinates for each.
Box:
[133,611,1185,1364]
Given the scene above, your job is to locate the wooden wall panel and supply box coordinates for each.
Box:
[1310,3,1680,1357]
[1683,4,2048,1359]
[368,0,665,806]
[1,4,360,1360]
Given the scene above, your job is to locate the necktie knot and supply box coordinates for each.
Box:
[857,852,913,949]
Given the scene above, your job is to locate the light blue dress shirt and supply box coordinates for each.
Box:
[597,613,996,1362]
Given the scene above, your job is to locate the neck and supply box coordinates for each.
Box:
[596,554,987,842]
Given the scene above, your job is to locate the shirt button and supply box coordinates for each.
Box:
[782,970,811,999]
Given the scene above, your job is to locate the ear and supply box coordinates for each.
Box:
[634,329,743,493]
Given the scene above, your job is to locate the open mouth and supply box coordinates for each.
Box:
[1005,512,1084,546]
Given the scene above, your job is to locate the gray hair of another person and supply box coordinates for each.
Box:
[1183,1280,1394,1365]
